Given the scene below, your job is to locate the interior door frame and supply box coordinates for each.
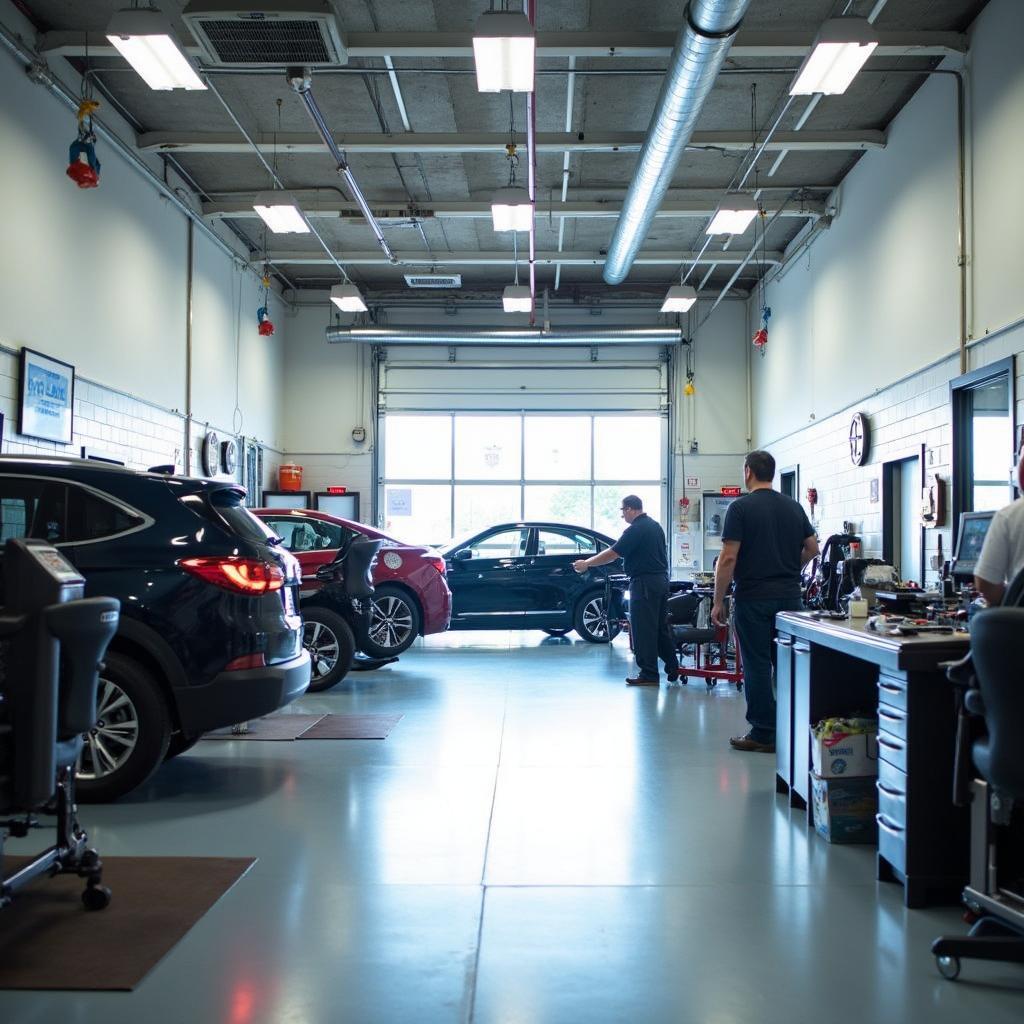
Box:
[882,443,925,580]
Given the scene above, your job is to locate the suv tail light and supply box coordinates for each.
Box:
[224,653,267,671]
[426,555,447,576]
[179,556,285,594]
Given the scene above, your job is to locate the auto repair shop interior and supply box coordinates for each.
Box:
[0,0,1022,1020]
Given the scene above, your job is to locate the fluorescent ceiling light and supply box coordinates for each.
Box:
[490,187,533,232]
[331,284,368,313]
[472,10,536,92]
[660,285,697,313]
[706,194,759,236]
[106,8,205,91]
[790,18,878,96]
[253,191,310,234]
[502,285,532,313]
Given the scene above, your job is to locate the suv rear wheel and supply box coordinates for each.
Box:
[303,607,355,692]
[574,591,623,644]
[361,584,420,657]
[76,653,171,802]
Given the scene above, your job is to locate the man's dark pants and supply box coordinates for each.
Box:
[630,575,678,681]
[732,596,804,743]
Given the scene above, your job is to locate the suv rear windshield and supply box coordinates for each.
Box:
[186,487,278,545]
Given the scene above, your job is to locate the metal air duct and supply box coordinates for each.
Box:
[602,0,754,285]
[325,326,682,346]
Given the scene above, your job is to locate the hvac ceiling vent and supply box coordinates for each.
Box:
[404,274,463,289]
[182,2,347,67]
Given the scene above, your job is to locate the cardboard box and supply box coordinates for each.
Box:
[811,773,878,844]
[810,726,878,778]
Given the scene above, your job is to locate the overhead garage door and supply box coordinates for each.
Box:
[377,347,669,545]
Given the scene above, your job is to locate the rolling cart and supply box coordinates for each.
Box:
[669,586,744,690]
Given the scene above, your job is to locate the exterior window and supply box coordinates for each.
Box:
[465,528,530,560]
[536,529,598,557]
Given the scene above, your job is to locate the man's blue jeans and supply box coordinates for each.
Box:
[733,597,804,743]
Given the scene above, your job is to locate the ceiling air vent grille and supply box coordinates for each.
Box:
[182,3,346,67]
[404,274,463,289]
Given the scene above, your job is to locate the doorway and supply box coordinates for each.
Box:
[780,466,798,500]
[883,453,923,584]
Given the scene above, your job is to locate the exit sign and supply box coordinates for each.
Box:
[326,486,347,494]
[720,486,742,497]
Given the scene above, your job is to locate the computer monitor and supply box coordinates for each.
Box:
[262,490,312,510]
[314,492,360,521]
[951,511,995,581]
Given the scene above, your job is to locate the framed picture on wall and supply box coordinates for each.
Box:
[18,348,75,444]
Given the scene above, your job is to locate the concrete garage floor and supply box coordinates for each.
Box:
[2,633,1023,1022]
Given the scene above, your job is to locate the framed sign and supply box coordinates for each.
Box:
[19,348,75,444]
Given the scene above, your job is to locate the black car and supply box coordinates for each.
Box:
[440,522,627,642]
[0,457,310,801]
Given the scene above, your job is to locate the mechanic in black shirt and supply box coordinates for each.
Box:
[573,495,679,686]
[711,451,819,752]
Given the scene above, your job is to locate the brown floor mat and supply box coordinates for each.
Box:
[201,713,326,740]
[298,713,403,740]
[0,855,255,990]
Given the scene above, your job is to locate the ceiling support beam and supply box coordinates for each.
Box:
[203,198,825,221]
[138,130,884,155]
[38,30,967,60]
[266,250,784,267]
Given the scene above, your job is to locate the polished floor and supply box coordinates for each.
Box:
[2,632,1023,1022]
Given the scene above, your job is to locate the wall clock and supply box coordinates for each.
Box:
[201,430,219,476]
[221,439,237,475]
[849,413,870,466]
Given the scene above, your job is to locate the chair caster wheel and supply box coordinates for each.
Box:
[935,955,960,980]
[679,675,687,685]
[82,884,111,911]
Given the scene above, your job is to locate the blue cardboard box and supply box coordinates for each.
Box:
[811,773,879,844]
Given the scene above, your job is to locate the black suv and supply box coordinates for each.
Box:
[0,457,310,801]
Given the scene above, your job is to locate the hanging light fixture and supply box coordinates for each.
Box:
[790,18,878,96]
[106,7,205,91]
[331,284,368,313]
[252,191,310,234]
[660,285,697,314]
[706,194,759,236]
[472,9,536,93]
[502,232,531,313]
[491,186,533,232]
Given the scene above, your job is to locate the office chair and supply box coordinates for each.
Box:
[931,605,1024,980]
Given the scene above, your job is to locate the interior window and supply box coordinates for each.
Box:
[536,529,598,556]
[66,487,144,542]
[466,528,530,560]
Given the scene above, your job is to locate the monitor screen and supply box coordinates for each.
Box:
[315,493,360,520]
[952,511,995,577]
[263,491,311,510]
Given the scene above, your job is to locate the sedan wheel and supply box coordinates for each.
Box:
[361,585,421,657]
[575,593,623,644]
[303,608,355,692]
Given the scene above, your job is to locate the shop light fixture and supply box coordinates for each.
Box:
[490,186,533,232]
[472,10,536,92]
[706,194,759,236]
[106,7,205,91]
[252,192,310,234]
[790,18,878,96]
[502,285,532,313]
[660,285,697,314]
[330,283,368,313]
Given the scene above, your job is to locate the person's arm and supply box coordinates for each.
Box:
[974,575,1005,606]
[800,534,820,567]
[573,546,622,574]
[973,513,1009,605]
[711,541,740,626]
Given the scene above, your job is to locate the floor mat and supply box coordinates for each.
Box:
[0,856,255,990]
[298,713,403,740]
[201,713,326,740]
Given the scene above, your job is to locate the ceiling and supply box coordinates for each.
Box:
[16,0,989,304]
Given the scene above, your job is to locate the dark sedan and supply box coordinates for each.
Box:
[440,522,627,642]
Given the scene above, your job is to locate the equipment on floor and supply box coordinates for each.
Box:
[931,585,1024,980]
[803,533,863,611]
[0,538,119,911]
[667,582,743,690]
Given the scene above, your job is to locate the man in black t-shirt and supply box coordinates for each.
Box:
[573,495,679,686]
[711,451,819,752]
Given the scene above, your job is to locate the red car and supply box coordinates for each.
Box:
[254,508,451,667]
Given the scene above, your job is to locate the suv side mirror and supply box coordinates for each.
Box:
[453,548,472,562]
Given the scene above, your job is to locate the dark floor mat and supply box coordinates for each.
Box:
[201,713,326,740]
[298,713,403,740]
[0,856,255,990]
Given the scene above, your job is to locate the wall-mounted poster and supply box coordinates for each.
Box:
[19,348,74,444]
